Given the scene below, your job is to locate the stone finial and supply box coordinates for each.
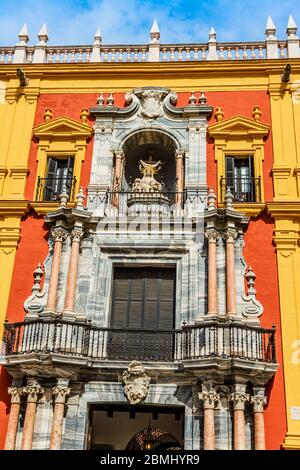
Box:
[252,105,262,122]
[245,266,256,295]
[80,108,89,124]
[24,262,47,317]
[97,92,105,106]
[59,186,69,207]
[215,107,224,122]
[18,24,29,45]
[199,92,207,105]
[287,14,298,37]
[189,92,197,105]
[209,27,216,42]
[37,24,48,44]
[286,16,300,59]
[265,16,276,38]
[107,93,114,106]
[242,266,263,318]
[44,108,53,121]
[32,263,44,292]
[94,27,102,44]
[207,188,217,210]
[76,187,85,208]
[150,19,160,43]
[224,187,234,209]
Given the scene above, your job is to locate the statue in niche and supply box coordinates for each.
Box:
[132,148,163,193]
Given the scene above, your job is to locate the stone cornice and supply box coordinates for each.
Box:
[0,200,30,217]
[30,201,75,216]
[267,202,300,217]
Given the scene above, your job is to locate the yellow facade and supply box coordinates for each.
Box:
[0,59,300,447]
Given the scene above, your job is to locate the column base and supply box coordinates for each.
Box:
[62,310,87,323]
[39,309,61,321]
[282,434,300,450]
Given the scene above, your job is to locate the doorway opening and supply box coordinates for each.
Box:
[88,403,184,450]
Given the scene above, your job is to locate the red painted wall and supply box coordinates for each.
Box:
[0,91,286,450]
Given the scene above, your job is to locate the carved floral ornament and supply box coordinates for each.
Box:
[122,361,150,405]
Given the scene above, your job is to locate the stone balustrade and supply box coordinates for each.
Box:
[0,15,299,64]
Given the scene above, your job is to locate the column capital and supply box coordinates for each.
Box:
[23,384,44,403]
[223,229,237,243]
[114,149,125,160]
[52,385,71,404]
[198,390,219,410]
[175,149,185,159]
[8,387,23,405]
[70,227,84,243]
[251,395,267,413]
[205,229,219,243]
[230,391,250,411]
[52,227,68,243]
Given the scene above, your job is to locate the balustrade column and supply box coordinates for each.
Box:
[251,389,267,450]
[21,380,44,450]
[206,230,219,315]
[230,386,249,450]
[199,386,219,450]
[63,227,83,314]
[175,150,184,206]
[4,386,22,450]
[46,228,67,312]
[49,382,70,450]
[224,229,237,315]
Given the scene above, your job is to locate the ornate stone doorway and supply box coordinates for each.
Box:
[88,404,184,450]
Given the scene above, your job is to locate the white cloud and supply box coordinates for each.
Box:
[0,0,299,45]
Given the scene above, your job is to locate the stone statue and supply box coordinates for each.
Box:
[132,159,163,193]
[122,361,150,405]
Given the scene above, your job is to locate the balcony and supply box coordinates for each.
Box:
[2,320,277,365]
[220,177,262,203]
[35,176,77,202]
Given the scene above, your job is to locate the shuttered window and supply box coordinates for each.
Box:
[44,156,74,201]
[108,267,176,361]
[225,155,255,202]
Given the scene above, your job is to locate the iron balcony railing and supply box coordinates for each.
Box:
[220,177,262,203]
[2,320,277,364]
[35,176,77,202]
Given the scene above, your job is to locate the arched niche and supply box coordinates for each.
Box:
[121,129,179,191]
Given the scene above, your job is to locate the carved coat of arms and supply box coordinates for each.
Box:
[139,90,163,119]
[122,361,150,405]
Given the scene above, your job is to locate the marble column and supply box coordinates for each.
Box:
[63,227,83,314]
[224,229,237,315]
[175,150,184,206]
[49,381,70,450]
[112,150,125,207]
[251,388,267,450]
[4,386,22,450]
[21,380,44,450]
[230,385,249,450]
[206,230,219,315]
[46,228,67,312]
[199,384,219,450]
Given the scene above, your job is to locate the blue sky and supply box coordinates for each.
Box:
[0,0,299,45]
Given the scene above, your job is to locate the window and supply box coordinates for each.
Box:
[108,267,176,361]
[225,155,257,202]
[43,157,75,202]
[32,116,93,213]
[208,114,270,215]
